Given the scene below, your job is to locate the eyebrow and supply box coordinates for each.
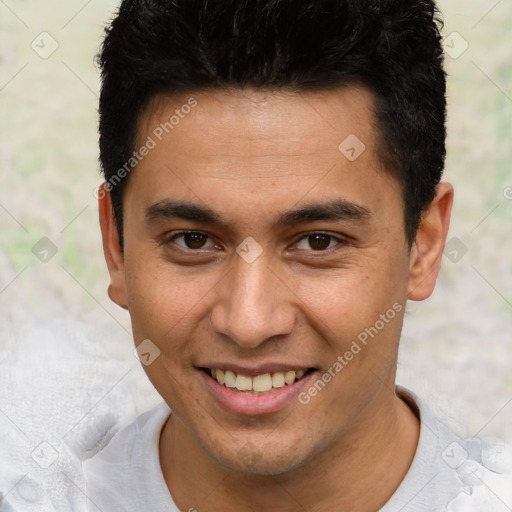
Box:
[145,198,371,228]
[276,199,370,225]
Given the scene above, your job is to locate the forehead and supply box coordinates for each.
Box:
[138,86,377,166]
[126,85,401,231]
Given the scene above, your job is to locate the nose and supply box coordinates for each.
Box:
[209,253,296,348]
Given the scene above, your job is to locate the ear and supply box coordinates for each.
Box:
[98,183,128,310]
[407,181,454,301]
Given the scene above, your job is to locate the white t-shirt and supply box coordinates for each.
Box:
[82,387,512,512]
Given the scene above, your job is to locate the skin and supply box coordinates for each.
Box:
[99,85,453,511]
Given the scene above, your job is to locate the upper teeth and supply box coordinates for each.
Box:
[211,369,306,393]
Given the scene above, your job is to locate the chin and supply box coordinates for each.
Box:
[207,437,314,477]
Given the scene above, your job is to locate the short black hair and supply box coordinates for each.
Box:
[97,0,446,249]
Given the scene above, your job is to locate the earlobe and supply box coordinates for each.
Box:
[98,183,128,310]
[407,182,454,301]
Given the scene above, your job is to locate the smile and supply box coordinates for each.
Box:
[199,366,317,415]
[208,368,310,393]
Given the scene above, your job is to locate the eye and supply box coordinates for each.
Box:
[294,232,346,251]
[166,231,218,250]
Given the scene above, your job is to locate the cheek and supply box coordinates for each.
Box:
[289,253,408,355]
[123,250,220,344]
[294,268,398,325]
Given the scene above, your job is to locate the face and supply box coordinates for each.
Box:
[100,86,451,476]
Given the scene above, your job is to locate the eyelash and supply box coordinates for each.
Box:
[163,230,349,254]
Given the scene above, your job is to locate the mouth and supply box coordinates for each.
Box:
[197,363,319,415]
[200,367,316,394]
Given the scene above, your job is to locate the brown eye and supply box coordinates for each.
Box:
[295,232,343,251]
[183,232,208,249]
[169,231,215,250]
[307,233,331,250]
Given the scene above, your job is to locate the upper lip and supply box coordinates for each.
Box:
[198,363,315,376]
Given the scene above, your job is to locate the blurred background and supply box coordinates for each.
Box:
[1,0,511,445]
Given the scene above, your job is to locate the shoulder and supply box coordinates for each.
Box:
[383,387,512,512]
[447,435,512,512]
[84,400,171,465]
[82,401,173,511]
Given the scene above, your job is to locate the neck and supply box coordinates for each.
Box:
[159,386,420,512]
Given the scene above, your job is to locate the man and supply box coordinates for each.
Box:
[83,0,511,510]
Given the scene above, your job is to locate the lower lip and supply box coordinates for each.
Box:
[199,369,317,416]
